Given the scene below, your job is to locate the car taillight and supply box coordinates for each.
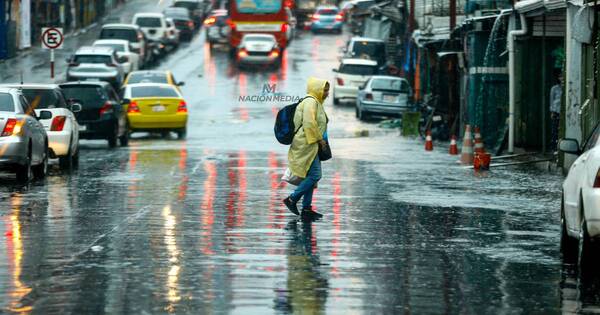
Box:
[238,49,248,58]
[1,118,18,136]
[177,100,187,113]
[128,101,140,113]
[312,14,320,21]
[335,14,343,21]
[365,93,373,101]
[269,49,280,58]
[204,17,216,26]
[188,21,195,29]
[336,77,344,86]
[594,168,600,188]
[50,116,67,131]
[99,102,114,115]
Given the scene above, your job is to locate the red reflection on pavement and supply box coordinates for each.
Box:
[201,161,217,255]
[331,172,342,276]
[178,148,188,202]
[129,150,138,171]
[280,50,288,81]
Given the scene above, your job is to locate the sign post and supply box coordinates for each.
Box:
[41,27,64,80]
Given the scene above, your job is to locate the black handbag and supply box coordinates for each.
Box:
[318,139,332,161]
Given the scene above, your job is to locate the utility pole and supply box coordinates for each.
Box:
[449,0,456,30]
[409,0,415,33]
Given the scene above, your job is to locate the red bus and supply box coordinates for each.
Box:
[228,0,290,50]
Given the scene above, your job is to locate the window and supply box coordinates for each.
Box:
[371,79,410,93]
[100,28,139,42]
[95,43,126,52]
[62,86,108,108]
[351,41,386,65]
[0,93,15,112]
[21,89,65,109]
[127,73,169,84]
[339,64,377,75]
[20,96,35,117]
[173,1,198,10]
[135,17,163,28]
[236,0,281,14]
[583,122,600,152]
[131,86,179,98]
[74,55,112,64]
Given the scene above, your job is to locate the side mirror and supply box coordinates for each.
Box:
[38,110,52,120]
[118,56,128,63]
[70,103,82,113]
[177,81,185,86]
[559,139,581,155]
[121,98,131,106]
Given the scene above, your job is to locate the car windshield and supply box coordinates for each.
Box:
[371,79,409,93]
[352,41,386,64]
[100,28,139,42]
[173,1,198,10]
[74,54,112,64]
[236,0,281,14]
[339,64,377,75]
[61,86,108,108]
[0,93,14,112]
[135,17,162,27]
[127,73,169,84]
[95,43,126,52]
[21,89,64,109]
[317,9,338,15]
[165,8,190,18]
[131,86,179,98]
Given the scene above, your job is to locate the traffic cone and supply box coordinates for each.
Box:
[425,129,433,151]
[474,126,485,154]
[449,135,459,155]
[460,125,474,164]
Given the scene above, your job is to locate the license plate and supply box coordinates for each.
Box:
[152,105,166,112]
[79,124,87,131]
[383,94,397,102]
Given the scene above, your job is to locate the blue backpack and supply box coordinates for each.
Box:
[274,96,311,145]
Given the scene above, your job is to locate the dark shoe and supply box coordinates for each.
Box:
[283,197,300,215]
[301,208,323,221]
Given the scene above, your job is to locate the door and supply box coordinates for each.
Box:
[20,96,45,164]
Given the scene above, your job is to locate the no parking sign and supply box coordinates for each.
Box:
[41,27,63,79]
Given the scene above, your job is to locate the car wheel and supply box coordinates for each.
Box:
[578,217,594,271]
[16,151,32,183]
[59,153,73,170]
[561,196,578,260]
[120,129,129,147]
[355,106,359,118]
[333,97,340,105]
[177,127,187,140]
[72,149,80,169]
[33,146,48,179]
[108,129,118,148]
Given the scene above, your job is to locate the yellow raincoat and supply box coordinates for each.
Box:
[288,77,329,178]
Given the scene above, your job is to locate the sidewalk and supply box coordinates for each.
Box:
[0,0,171,85]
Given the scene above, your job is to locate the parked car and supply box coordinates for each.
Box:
[560,123,600,263]
[332,58,378,104]
[310,6,344,34]
[60,82,129,148]
[344,37,387,68]
[236,34,282,68]
[66,46,127,88]
[204,9,229,47]
[123,70,185,92]
[173,0,209,28]
[355,76,412,120]
[93,39,140,75]
[0,84,81,169]
[0,88,49,182]
[163,7,195,41]
[165,18,181,48]
[99,24,150,67]
[122,83,188,139]
[132,13,170,55]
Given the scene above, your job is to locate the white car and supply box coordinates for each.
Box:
[0,84,81,169]
[332,58,378,104]
[132,13,169,46]
[93,39,140,75]
[99,24,150,68]
[560,126,600,263]
[236,34,282,68]
[165,18,181,48]
[66,46,127,88]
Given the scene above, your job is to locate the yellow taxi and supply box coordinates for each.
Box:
[122,83,188,139]
[123,70,184,91]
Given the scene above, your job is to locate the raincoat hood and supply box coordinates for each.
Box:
[306,77,329,104]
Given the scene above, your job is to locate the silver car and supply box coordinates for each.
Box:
[66,46,127,88]
[356,76,413,120]
[236,34,282,68]
[0,88,49,182]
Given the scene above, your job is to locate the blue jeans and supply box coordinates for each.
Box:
[290,156,321,209]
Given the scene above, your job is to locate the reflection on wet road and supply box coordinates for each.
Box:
[0,9,586,314]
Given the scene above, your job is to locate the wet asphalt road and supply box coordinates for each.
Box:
[0,3,590,314]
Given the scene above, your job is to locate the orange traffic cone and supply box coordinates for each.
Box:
[425,130,433,151]
[474,127,485,154]
[449,135,458,155]
[460,125,474,164]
